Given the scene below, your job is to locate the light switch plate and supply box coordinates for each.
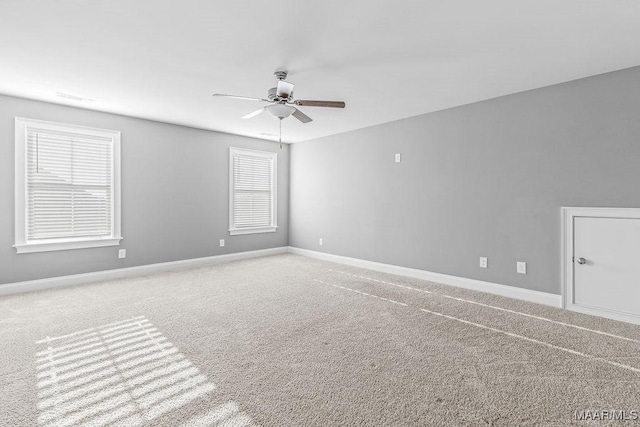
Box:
[118,249,126,259]
[517,262,527,274]
[479,257,488,268]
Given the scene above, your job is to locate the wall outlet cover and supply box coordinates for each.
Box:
[319,238,323,246]
[219,239,225,247]
[479,257,488,268]
[517,261,527,274]
[395,153,401,163]
[118,249,126,259]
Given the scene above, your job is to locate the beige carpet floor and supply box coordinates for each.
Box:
[2,253,640,426]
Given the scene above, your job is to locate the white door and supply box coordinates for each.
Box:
[573,216,640,321]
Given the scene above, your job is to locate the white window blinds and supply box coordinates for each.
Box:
[27,129,113,240]
[229,148,277,235]
[14,118,122,253]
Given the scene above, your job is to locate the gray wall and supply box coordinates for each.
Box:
[289,66,640,295]
[0,95,289,285]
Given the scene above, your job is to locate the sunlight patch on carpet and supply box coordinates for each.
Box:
[36,316,255,427]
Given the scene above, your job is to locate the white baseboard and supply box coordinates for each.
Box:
[1,245,562,308]
[568,303,640,326]
[0,247,289,297]
[288,247,562,308]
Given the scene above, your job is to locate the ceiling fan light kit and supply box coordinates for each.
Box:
[268,103,295,119]
[212,69,346,146]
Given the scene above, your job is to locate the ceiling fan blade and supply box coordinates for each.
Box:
[292,108,313,124]
[212,94,269,102]
[294,100,345,108]
[276,81,295,99]
[242,107,267,119]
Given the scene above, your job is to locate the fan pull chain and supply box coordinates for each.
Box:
[279,118,283,149]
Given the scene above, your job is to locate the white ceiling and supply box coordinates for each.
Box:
[1,1,640,143]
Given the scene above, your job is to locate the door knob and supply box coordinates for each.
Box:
[576,257,586,265]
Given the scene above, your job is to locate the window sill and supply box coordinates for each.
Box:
[229,226,278,236]
[14,237,122,254]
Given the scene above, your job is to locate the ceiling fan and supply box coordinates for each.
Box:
[212,69,346,125]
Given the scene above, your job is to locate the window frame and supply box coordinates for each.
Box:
[14,117,122,254]
[228,147,278,236]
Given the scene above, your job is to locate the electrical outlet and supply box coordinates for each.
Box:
[118,249,126,259]
[319,238,323,246]
[219,239,225,247]
[479,257,488,268]
[395,153,401,163]
[517,262,527,274]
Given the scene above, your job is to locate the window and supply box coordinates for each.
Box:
[229,147,277,235]
[14,118,122,253]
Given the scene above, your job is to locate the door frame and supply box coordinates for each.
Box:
[561,206,640,325]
